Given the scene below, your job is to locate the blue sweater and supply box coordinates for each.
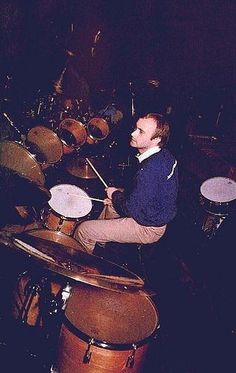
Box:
[112,148,178,226]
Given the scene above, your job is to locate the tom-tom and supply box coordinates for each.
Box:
[0,140,45,185]
[55,283,159,373]
[200,177,236,215]
[43,184,92,236]
[27,126,63,169]
[11,230,84,327]
[58,119,87,154]
[86,117,110,144]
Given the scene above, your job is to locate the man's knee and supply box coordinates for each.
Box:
[74,220,91,240]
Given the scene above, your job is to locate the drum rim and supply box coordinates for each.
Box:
[62,314,159,350]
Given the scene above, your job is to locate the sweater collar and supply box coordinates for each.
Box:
[136,146,161,163]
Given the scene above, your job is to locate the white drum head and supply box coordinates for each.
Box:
[48,184,92,218]
[200,177,236,203]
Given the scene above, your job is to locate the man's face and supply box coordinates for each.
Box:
[130,117,161,153]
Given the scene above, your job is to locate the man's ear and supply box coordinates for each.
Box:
[153,136,161,146]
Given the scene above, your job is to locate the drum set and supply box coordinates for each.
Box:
[0,101,158,371]
[0,226,159,373]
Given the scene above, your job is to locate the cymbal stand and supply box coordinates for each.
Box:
[2,112,26,144]
[16,271,69,331]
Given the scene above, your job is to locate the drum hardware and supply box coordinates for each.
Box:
[2,112,22,137]
[12,270,68,327]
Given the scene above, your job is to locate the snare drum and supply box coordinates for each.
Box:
[27,126,63,169]
[58,119,87,154]
[43,184,93,235]
[0,140,45,185]
[56,283,159,373]
[200,177,236,215]
[86,117,110,144]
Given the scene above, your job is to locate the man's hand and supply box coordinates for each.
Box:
[105,187,123,200]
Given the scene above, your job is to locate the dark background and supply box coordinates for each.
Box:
[0,2,236,372]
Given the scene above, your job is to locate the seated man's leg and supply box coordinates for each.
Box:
[74,215,166,254]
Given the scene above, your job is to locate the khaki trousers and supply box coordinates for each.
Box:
[74,205,167,254]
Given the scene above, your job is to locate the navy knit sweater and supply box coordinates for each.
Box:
[112,148,178,226]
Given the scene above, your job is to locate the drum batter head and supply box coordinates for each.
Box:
[48,184,92,219]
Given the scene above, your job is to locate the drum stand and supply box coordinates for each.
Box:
[17,271,70,331]
[201,212,227,239]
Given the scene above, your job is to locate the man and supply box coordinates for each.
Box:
[74,113,178,253]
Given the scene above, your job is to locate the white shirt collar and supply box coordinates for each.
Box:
[136,146,161,163]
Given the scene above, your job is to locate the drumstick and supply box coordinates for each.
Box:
[68,194,104,203]
[85,157,108,188]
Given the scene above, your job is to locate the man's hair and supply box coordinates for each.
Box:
[143,113,170,148]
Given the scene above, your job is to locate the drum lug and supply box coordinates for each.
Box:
[126,344,137,368]
[83,338,94,364]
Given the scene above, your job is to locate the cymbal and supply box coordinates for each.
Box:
[1,232,152,295]
[66,156,107,179]
[0,165,51,206]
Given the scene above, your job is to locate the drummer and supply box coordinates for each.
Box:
[74,113,178,254]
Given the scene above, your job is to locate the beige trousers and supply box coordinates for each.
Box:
[74,205,167,254]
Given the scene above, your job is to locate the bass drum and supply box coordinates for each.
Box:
[11,229,84,327]
[86,117,110,144]
[200,177,236,215]
[27,126,63,169]
[58,119,87,154]
[55,283,159,373]
[0,140,45,185]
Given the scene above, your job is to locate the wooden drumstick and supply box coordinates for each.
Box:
[85,157,108,188]
[75,194,104,203]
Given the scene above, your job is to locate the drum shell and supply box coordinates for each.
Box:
[59,119,87,154]
[56,284,159,373]
[86,117,110,145]
[200,194,236,215]
[27,126,63,168]
[43,209,80,236]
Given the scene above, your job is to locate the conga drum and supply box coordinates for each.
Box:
[43,184,93,236]
[55,283,159,373]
